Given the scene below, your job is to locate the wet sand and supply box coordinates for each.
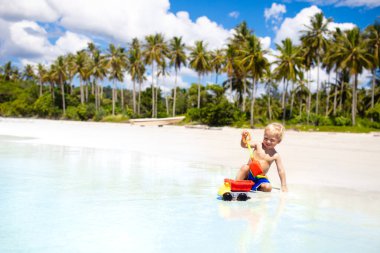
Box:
[1,117,379,192]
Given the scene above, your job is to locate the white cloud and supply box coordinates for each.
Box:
[55,31,91,55]
[0,0,59,22]
[274,5,355,45]
[274,5,321,45]
[270,5,360,92]
[229,11,240,19]
[0,0,232,65]
[303,0,380,8]
[259,36,271,50]
[9,20,51,57]
[0,18,90,67]
[264,3,286,22]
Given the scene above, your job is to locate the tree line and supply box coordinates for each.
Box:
[0,12,379,128]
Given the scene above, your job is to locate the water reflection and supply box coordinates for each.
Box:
[1,136,379,253]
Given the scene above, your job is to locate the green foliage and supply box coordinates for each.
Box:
[65,106,80,120]
[334,116,351,126]
[0,93,34,117]
[187,98,240,126]
[101,114,130,123]
[33,94,60,118]
[366,103,380,122]
[94,107,107,121]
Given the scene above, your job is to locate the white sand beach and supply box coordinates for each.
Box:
[1,117,380,192]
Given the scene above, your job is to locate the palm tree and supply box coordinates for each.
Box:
[189,40,210,109]
[238,34,269,127]
[230,21,252,45]
[300,42,316,123]
[157,60,169,115]
[364,21,380,117]
[294,72,311,117]
[51,56,67,115]
[228,22,253,110]
[45,66,56,101]
[89,49,108,111]
[143,33,168,117]
[3,61,14,81]
[65,53,76,95]
[273,38,302,124]
[300,12,332,115]
[210,49,224,84]
[107,44,127,115]
[325,28,345,116]
[224,44,237,105]
[36,64,47,97]
[169,36,187,116]
[22,64,35,81]
[263,69,278,120]
[74,50,90,104]
[330,27,372,125]
[128,38,145,115]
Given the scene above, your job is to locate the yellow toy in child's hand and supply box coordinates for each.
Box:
[242,131,254,158]
[241,131,250,145]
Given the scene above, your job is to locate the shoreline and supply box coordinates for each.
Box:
[1,117,380,192]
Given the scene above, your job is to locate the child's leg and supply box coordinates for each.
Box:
[236,164,250,180]
[259,183,272,192]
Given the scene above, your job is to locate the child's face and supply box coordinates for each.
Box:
[262,130,280,149]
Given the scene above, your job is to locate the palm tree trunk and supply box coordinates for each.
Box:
[316,56,320,115]
[133,80,136,114]
[290,81,295,118]
[151,64,155,118]
[79,79,83,104]
[85,82,88,103]
[112,80,116,115]
[371,69,375,121]
[155,75,159,118]
[172,70,177,117]
[339,71,344,112]
[197,75,201,109]
[60,77,66,115]
[352,74,357,126]
[325,84,330,117]
[95,81,99,111]
[299,95,302,117]
[325,73,331,117]
[333,85,337,116]
[333,72,338,116]
[250,78,256,128]
[50,82,55,101]
[242,79,247,112]
[120,84,124,112]
[307,70,311,124]
[229,74,233,100]
[39,78,43,97]
[138,82,141,115]
[91,80,95,95]
[282,80,288,125]
[267,94,272,121]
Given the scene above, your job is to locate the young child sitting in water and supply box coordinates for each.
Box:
[236,123,288,192]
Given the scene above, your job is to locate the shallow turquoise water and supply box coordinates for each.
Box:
[0,136,379,253]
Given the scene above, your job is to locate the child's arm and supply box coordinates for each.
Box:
[241,130,257,149]
[275,154,288,192]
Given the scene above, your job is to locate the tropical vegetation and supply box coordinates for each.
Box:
[0,13,379,131]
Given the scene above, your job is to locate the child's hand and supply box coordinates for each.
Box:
[241,130,251,141]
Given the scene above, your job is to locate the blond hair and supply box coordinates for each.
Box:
[265,123,285,142]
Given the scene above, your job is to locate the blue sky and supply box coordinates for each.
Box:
[0,0,379,92]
